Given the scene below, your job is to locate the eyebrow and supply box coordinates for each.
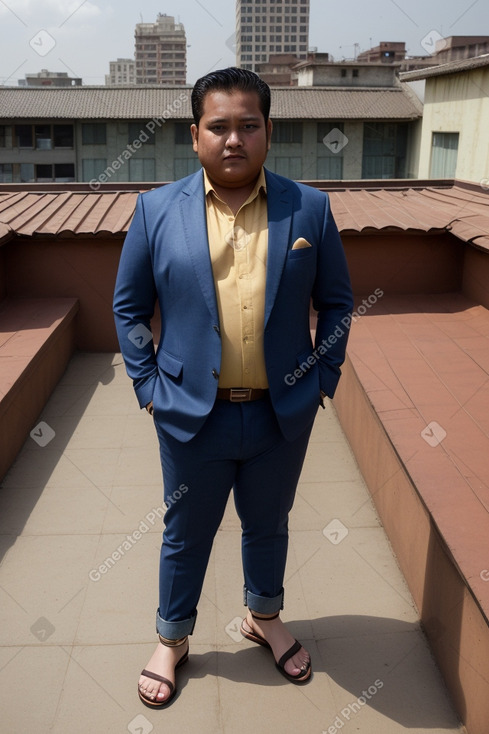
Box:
[206,115,262,124]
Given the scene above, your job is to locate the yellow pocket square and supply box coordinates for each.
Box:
[291,238,312,250]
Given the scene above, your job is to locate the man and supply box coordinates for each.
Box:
[113,67,353,708]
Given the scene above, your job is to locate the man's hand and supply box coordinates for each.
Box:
[146,401,154,416]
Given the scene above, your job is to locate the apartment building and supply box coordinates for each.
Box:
[134,13,187,85]
[236,0,310,71]
[18,70,82,87]
[0,80,422,185]
[105,59,136,86]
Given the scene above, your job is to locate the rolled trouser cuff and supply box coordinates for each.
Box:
[156,608,197,639]
[243,586,284,614]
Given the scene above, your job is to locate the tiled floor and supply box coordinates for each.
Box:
[0,353,463,734]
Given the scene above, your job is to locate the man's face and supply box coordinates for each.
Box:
[191,89,272,190]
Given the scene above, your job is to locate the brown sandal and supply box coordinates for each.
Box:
[138,635,189,708]
[240,611,312,684]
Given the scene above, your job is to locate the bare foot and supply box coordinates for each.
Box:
[242,612,310,677]
[138,639,188,704]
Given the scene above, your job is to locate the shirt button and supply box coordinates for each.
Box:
[212,369,219,379]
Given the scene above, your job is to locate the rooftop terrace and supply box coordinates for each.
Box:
[0,176,488,733]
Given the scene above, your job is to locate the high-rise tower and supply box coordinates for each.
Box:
[236,0,310,72]
[135,13,187,85]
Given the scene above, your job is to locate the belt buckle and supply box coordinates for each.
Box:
[229,388,252,402]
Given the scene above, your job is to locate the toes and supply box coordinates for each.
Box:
[139,677,169,701]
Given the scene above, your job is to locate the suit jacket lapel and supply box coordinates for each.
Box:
[179,170,219,324]
[264,169,293,326]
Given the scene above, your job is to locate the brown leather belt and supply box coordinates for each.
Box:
[216,388,269,402]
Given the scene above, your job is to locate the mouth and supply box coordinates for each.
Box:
[224,154,246,160]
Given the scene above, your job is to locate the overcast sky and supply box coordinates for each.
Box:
[0,0,488,86]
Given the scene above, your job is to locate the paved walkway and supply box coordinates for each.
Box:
[0,353,464,734]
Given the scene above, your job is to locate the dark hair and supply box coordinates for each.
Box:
[191,67,271,126]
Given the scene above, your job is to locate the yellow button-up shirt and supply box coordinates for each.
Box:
[204,168,269,389]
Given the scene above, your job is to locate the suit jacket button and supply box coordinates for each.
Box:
[213,325,220,335]
[212,369,219,379]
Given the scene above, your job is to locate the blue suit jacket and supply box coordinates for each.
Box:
[113,168,353,442]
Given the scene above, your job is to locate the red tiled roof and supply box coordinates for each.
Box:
[0,182,487,248]
[328,184,489,249]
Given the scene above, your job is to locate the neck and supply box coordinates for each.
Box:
[208,173,261,215]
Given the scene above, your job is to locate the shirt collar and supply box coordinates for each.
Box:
[204,167,267,204]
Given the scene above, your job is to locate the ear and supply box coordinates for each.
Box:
[266,119,273,151]
[191,123,199,153]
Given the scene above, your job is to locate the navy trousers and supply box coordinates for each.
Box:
[153,394,315,639]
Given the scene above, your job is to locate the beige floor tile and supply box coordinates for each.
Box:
[0,482,108,536]
[101,485,165,534]
[112,446,163,486]
[0,534,98,646]
[288,528,417,622]
[0,646,67,732]
[300,440,364,483]
[76,531,161,645]
[293,479,381,530]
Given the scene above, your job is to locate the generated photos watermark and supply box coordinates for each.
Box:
[89,488,188,582]
[89,91,189,190]
[285,288,384,387]
[323,519,349,545]
[30,421,56,447]
[420,421,447,447]
[322,679,384,733]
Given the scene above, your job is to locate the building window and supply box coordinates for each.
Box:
[54,125,74,147]
[0,163,13,182]
[129,158,156,182]
[430,132,459,178]
[352,69,359,78]
[317,122,345,145]
[362,122,408,179]
[128,122,155,145]
[82,158,107,181]
[15,125,33,148]
[19,163,34,182]
[174,122,192,144]
[0,125,10,147]
[317,157,343,179]
[82,123,107,145]
[272,121,303,144]
[317,123,345,180]
[267,156,302,179]
[14,163,75,182]
[35,125,53,150]
[12,124,74,150]
[174,157,201,180]
[54,163,75,181]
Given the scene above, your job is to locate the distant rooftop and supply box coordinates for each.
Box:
[401,53,489,81]
[0,85,422,120]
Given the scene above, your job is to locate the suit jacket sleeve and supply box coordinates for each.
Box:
[113,194,158,409]
[311,194,354,398]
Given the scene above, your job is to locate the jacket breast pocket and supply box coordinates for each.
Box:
[288,247,314,259]
[158,348,183,379]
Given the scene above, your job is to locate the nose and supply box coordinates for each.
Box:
[226,129,242,148]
